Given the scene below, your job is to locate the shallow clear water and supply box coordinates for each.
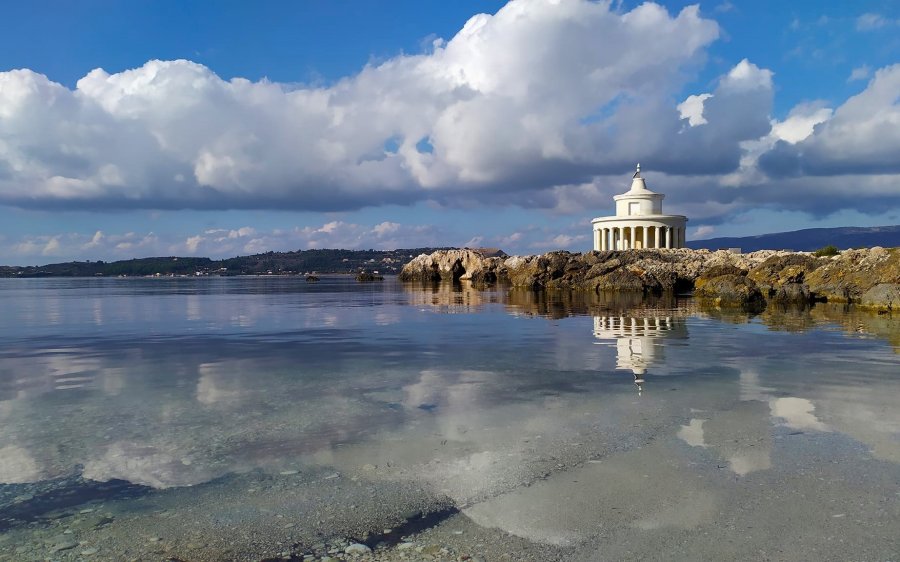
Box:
[0,277,898,560]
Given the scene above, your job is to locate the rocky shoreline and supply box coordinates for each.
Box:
[399,247,899,311]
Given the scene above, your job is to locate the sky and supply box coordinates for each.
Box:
[0,0,898,265]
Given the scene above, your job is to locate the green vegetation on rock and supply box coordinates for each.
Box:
[813,245,840,257]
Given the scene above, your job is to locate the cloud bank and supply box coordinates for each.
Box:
[1,1,725,211]
[0,0,897,238]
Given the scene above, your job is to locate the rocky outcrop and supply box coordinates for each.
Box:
[747,254,825,304]
[400,247,900,310]
[860,283,899,312]
[398,249,507,283]
[695,271,764,309]
[805,247,899,306]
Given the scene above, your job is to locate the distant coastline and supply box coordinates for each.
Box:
[0,248,450,278]
[2,224,898,279]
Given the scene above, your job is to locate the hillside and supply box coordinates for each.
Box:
[687,225,900,252]
[0,248,449,278]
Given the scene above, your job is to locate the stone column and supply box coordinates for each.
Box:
[655,226,661,249]
[680,227,686,247]
[642,226,649,249]
[629,227,635,250]
[667,227,674,249]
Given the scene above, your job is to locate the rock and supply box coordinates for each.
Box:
[305,275,319,282]
[344,543,372,555]
[807,247,900,302]
[51,540,78,552]
[397,542,416,550]
[748,254,822,303]
[692,271,765,309]
[401,247,898,309]
[400,249,506,283]
[860,283,900,311]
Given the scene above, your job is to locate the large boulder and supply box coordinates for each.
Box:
[399,249,505,283]
[860,283,900,312]
[694,268,765,309]
[747,254,824,304]
[806,247,900,303]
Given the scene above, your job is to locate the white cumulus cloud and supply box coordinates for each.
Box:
[0,0,755,214]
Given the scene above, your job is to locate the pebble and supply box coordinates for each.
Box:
[397,542,416,550]
[51,540,79,552]
[279,470,299,475]
[345,543,372,554]
[80,547,99,555]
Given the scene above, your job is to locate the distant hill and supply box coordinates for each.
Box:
[687,225,900,253]
[0,248,450,278]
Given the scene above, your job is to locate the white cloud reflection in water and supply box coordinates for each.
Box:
[0,278,898,556]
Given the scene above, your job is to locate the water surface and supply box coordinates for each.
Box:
[0,277,898,561]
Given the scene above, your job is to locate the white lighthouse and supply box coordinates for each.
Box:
[591,164,688,251]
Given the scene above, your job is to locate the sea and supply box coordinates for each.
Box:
[0,276,898,561]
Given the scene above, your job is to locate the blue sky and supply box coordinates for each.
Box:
[0,0,898,264]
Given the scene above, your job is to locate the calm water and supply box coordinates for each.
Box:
[0,277,899,560]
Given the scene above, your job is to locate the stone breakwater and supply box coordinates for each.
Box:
[399,247,900,311]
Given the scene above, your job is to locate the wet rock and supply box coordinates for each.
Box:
[807,247,900,303]
[748,254,822,303]
[402,247,899,309]
[860,283,899,311]
[694,273,765,309]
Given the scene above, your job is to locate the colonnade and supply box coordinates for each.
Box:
[594,224,685,250]
[593,315,675,337]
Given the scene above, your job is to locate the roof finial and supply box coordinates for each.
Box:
[633,163,641,179]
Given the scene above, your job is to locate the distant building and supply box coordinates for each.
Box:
[591,164,688,250]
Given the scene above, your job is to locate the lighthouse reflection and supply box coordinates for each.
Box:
[593,314,688,393]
